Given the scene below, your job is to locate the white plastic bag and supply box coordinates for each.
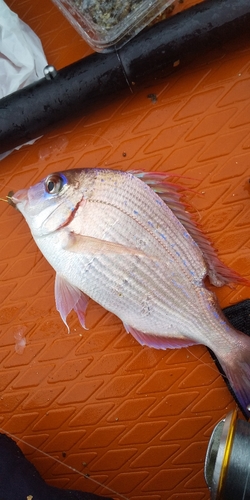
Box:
[0,0,48,157]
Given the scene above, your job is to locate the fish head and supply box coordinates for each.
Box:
[11,170,84,237]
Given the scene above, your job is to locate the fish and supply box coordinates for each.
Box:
[10,168,250,414]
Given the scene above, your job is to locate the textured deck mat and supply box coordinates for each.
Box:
[1,0,250,499]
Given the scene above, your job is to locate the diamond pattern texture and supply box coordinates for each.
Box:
[1,1,250,499]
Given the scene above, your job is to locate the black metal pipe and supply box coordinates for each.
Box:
[0,51,126,154]
[120,0,250,84]
[0,0,249,154]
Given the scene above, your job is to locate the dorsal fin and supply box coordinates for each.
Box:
[131,170,250,287]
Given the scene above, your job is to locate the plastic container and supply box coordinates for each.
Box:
[51,0,176,52]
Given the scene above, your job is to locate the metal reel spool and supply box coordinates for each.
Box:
[205,410,250,499]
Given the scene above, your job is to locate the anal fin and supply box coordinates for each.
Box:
[123,323,197,350]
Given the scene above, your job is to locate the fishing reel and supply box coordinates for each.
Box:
[204,410,250,499]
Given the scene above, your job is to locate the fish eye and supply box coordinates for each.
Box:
[44,174,66,195]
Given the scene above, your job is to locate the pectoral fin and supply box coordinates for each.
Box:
[55,273,89,332]
[64,232,149,258]
[123,323,197,349]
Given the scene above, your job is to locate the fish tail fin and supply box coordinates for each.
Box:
[218,334,250,417]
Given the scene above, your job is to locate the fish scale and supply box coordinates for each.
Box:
[76,185,204,281]
[37,206,222,340]
[69,203,201,311]
[11,167,250,413]
[12,169,222,336]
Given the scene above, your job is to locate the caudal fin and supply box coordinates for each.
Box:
[217,335,250,418]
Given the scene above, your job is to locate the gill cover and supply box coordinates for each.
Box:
[25,173,84,236]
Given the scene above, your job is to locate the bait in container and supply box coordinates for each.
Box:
[51,0,176,52]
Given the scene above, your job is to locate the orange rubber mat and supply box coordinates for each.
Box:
[1,1,250,499]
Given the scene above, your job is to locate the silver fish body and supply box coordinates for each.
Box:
[12,168,250,413]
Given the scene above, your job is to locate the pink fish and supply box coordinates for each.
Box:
[11,168,250,413]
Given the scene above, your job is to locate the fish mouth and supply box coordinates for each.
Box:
[10,189,28,207]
